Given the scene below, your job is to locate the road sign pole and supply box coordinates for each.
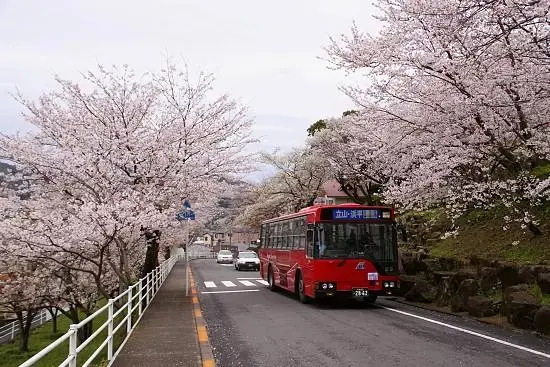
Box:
[185,218,189,296]
[177,200,195,297]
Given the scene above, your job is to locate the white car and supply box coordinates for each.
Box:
[234,251,260,271]
[216,250,233,264]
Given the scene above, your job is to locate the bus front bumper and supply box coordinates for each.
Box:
[314,289,393,299]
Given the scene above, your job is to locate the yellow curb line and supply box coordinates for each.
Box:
[197,326,208,342]
[190,269,216,367]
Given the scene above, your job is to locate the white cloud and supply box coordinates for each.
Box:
[0,0,382,155]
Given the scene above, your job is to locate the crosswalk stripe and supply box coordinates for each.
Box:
[221,281,236,287]
[204,281,216,288]
[256,280,269,286]
[239,280,256,286]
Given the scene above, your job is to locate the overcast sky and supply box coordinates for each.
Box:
[0,0,381,170]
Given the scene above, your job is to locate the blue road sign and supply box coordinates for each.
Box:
[176,200,195,221]
[176,209,195,221]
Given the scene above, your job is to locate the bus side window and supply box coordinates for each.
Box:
[260,224,266,248]
[306,228,314,258]
[298,219,306,249]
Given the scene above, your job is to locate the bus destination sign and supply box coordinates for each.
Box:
[332,209,383,220]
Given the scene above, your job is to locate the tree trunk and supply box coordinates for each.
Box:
[16,310,37,352]
[77,320,93,344]
[47,307,59,333]
[59,306,80,332]
[140,229,161,279]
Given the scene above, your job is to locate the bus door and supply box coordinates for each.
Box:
[300,224,316,297]
[276,221,291,288]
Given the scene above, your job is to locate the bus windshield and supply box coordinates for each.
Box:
[316,222,397,273]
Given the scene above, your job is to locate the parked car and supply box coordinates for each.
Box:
[234,251,260,271]
[216,250,233,264]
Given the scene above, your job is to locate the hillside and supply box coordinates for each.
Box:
[403,205,550,265]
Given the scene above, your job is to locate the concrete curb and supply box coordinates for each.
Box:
[390,297,550,340]
[391,297,465,317]
[190,269,216,367]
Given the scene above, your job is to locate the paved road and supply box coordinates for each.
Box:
[191,259,550,367]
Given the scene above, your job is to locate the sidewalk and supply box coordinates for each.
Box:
[113,261,201,367]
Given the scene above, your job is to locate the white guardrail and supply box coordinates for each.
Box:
[19,253,182,367]
[0,309,52,344]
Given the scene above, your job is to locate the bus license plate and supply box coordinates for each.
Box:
[352,289,369,297]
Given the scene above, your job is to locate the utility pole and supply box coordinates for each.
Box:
[185,218,189,296]
[176,199,195,297]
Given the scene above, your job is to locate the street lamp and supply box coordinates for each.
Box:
[228,231,232,249]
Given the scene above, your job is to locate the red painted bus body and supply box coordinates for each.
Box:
[259,203,400,303]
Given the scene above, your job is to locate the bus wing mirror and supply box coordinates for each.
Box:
[306,229,314,243]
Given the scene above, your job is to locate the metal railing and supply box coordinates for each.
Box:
[188,252,217,260]
[0,309,53,344]
[19,253,181,367]
[186,244,217,260]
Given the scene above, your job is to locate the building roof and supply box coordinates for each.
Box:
[321,179,349,198]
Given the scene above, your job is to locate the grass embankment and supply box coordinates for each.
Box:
[0,299,134,367]
[422,204,550,265]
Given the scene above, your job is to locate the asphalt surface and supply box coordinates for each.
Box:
[192,259,550,367]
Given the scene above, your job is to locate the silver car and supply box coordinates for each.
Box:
[234,251,260,271]
[216,250,233,264]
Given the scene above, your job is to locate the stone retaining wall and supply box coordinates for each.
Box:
[398,249,550,335]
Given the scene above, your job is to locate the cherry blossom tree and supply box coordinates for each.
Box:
[0,259,53,351]
[324,0,550,232]
[239,148,330,228]
[0,61,253,321]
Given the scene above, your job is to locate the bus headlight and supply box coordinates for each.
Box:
[318,282,336,290]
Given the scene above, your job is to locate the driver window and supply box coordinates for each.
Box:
[306,228,314,258]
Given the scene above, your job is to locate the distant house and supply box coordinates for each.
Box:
[209,228,258,251]
[319,179,363,205]
[193,234,213,247]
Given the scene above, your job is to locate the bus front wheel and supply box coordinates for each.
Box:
[295,272,309,304]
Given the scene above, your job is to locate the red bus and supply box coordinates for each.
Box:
[259,203,400,303]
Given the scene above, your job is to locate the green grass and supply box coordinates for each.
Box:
[0,298,137,367]
[531,161,550,179]
[531,284,550,306]
[425,204,550,265]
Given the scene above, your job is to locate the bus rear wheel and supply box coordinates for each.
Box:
[296,272,308,304]
[267,266,277,292]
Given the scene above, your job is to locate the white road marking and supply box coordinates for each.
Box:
[237,277,262,280]
[256,280,269,286]
[221,281,237,287]
[219,264,233,267]
[202,289,261,294]
[204,281,216,288]
[381,306,550,359]
[239,280,256,286]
